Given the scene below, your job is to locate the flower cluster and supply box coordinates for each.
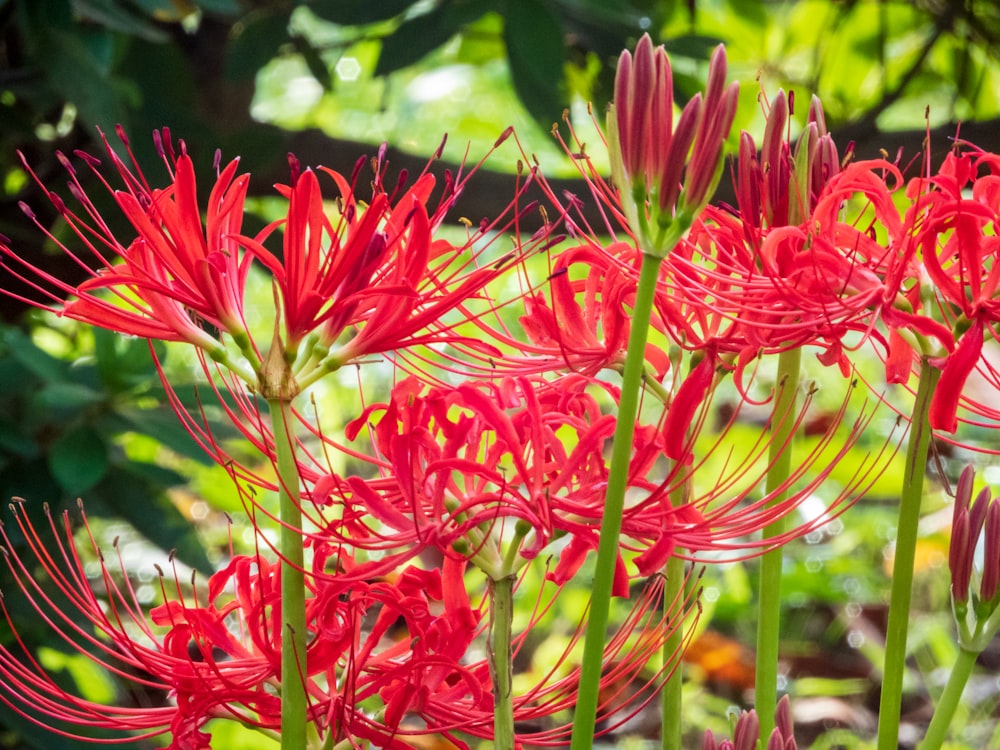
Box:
[948,465,1000,651]
[702,695,798,750]
[1,30,1000,750]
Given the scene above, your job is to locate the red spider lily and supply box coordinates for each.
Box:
[240,140,558,379]
[325,374,681,592]
[316,372,896,584]
[446,238,673,380]
[2,129,560,393]
[664,92,904,369]
[506,89,898,432]
[702,695,797,750]
[734,91,842,241]
[1,129,255,370]
[0,501,499,750]
[947,465,1000,652]
[903,144,1000,432]
[0,499,705,749]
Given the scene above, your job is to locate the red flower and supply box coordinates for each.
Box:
[0,501,498,749]
[3,129,560,394]
[909,146,1000,432]
[236,140,559,386]
[2,129,255,371]
[336,375,643,587]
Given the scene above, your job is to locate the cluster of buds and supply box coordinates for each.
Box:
[702,695,798,750]
[948,465,1000,651]
[609,34,739,257]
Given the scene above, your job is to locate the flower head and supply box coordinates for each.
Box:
[2,129,557,394]
[0,501,496,749]
[901,145,1000,432]
[2,129,253,368]
[609,34,739,257]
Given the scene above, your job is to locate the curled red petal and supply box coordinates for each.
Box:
[663,355,715,462]
[929,318,984,432]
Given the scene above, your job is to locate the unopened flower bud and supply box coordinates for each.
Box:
[609,35,738,258]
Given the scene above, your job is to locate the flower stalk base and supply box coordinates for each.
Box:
[877,360,941,750]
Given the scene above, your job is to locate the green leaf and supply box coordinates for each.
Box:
[0,355,38,400]
[503,0,567,130]
[195,0,242,13]
[225,7,295,82]
[2,328,69,383]
[375,0,493,77]
[93,328,156,391]
[47,426,109,494]
[34,381,106,411]
[664,32,726,62]
[71,0,169,42]
[308,0,412,25]
[0,457,62,511]
[0,418,38,458]
[97,465,213,572]
[128,0,180,15]
[109,405,222,465]
[44,28,133,136]
[292,33,334,91]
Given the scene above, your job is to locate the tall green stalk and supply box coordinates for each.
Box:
[569,253,664,750]
[267,397,309,750]
[661,553,686,750]
[490,575,516,750]
[754,346,802,739]
[919,647,978,750]
[876,359,941,750]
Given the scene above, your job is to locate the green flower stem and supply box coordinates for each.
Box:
[489,575,517,750]
[919,646,978,750]
[267,397,309,750]
[570,252,664,750]
[661,553,686,750]
[755,346,802,739]
[877,359,941,750]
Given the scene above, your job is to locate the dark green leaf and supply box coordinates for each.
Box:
[72,0,169,42]
[0,457,62,509]
[0,418,38,458]
[78,26,117,73]
[44,28,134,136]
[293,34,334,91]
[195,0,242,13]
[0,355,38,399]
[225,7,295,82]
[97,465,213,572]
[2,328,69,383]
[48,426,109,494]
[309,0,412,25]
[504,0,567,130]
[551,0,647,33]
[107,405,220,465]
[128,0,180,15]
[21,0,74,34]
[34,381,106,411]
[664,32,725,61]
[93,328,156,391]
[375,0,493,77]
